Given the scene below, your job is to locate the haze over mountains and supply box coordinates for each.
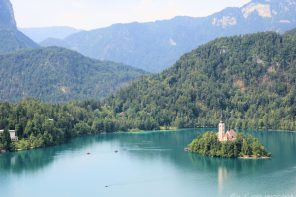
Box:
[41,0,296,72]
[0,0,38,53]
[20,26,81,43]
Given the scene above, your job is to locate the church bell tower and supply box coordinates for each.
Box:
[218,113,225,141]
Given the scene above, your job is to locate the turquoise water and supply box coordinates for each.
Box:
[0,129,296,197]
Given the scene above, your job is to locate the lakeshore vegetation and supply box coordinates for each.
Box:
[188,132,271,158]
[1,31,296,151]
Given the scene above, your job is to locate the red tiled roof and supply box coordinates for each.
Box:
[226,129,237,139]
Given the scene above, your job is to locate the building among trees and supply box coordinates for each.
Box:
[0,130,18,141]
[218,120,237,142]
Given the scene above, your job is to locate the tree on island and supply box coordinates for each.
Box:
[188,132,271,158]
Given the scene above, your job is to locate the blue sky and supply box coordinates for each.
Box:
[11,0,250,30]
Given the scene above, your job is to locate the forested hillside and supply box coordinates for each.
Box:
[1,31,296,151]
[105,32,296,131]
[0,47,146,102]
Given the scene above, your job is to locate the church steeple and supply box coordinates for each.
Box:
[217,112,237,142]
[218,112,225,141]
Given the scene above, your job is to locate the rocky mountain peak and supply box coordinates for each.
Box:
[241,0,296,20]
[0,0,16,28]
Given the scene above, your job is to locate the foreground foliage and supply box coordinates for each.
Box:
[188,132,271,158]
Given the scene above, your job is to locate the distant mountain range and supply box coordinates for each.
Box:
[20,26,81,43]
[0,0,38,53]
[0,47,146,102]
[41,0,296,72]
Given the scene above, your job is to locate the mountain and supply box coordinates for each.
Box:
[0,28,39,53]
[0,47,146,103]
[41,0,296,73]
[0,0,38,53]
[0,0,15,28]
[286,27,296,35]
[103,31,296,131]
[20,26,81,43]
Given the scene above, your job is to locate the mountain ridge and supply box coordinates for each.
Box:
[41,0,296,72]
[20,26,81,43]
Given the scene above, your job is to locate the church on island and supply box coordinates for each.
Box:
[217,120,237,142]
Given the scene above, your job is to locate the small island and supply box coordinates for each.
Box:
[187,120,271,159]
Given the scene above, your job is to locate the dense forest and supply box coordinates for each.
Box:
[106,31,296,131]
[0,47,147,102]
[0,98,145,151]
[1,31,296,151]
[188,132,270,158]
[0,99,98,150]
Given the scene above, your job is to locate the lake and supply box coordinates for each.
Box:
[0,129,296,197]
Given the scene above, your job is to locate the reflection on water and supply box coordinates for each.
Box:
[218,166,228,195]
[0,129,296,197]
[0,135,100,174]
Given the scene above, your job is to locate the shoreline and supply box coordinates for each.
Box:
[185,149,271,160]
[124,125,296,134]
[1,127,295,154]
[239,155,271,160]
